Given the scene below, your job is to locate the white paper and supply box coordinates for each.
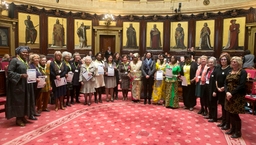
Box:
[97,65,104,75]
[108,67,114,76]
[66,71,74,83]
[156,70,163,80]
[27,69,37,83]
[165,68,173,78]
[37,76,46,88]
[82,71,93,81]
[180,76,188,86]
[54,77,67,87]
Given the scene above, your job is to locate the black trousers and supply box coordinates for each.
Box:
[209,95,218,119]
[182,84,196,108]
[142,76,154,100]
[71,85,81,102]
[200,85,209,111]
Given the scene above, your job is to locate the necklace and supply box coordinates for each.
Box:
[221,65,229,70]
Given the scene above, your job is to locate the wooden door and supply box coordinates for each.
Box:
[100,35,115,54]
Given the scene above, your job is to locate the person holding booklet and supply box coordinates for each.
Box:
[62,51,73,107]
[93,52,105,103]
[79,56,96,106]
[104,55,117,102]
[5,46,34,126]
[118,55,130,100]
[164,56,181,108]
[180,54,198,111]
[152,54,166,105]
[50,51,67,111]
[29,53,44,120]
[37,55,51,113]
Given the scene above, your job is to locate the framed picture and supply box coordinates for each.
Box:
[195,20,215,50]
[0,27,9,47]
[18,13,40,48]
[170,22,188,50]
[123,22,140,49]
[48,17,67,48]
[146,22,163,49]
[222,17,246,50]
[74,19,92,49]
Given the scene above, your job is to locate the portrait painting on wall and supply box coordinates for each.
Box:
[18,13,40,48]
[170,21,188,50]
[123,22,140,49]
[146,22,163,49]
[222,17,246,50]
[74,19,92,49]
[0,27,9,47]
[48,17,67,48]
[195,20,215,50]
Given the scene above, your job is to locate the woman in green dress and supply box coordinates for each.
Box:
[164,56,181,108]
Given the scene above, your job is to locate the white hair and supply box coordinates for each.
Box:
[62,51,72,58]
[83,56,92,62]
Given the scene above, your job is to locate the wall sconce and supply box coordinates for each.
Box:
[174,3,181,14]
[0,0,9,13]
[103,13,115,26]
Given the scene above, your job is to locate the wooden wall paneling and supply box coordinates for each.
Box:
[187,18,196,48]
[40,10,47,55]
[66,13,74,54]
[214,15,223,58]
[140,20,146,56]
[163,19,170,53]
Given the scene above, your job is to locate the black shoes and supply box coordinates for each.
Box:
[225,128,235,135]
[208,119,217,122]
[198,110,203,114]
[42,109,50,112]
[29,115,38,120]
[217,122,225,127]
[231,131,242,138]
[34,113,41,117]
[221,124,230,130]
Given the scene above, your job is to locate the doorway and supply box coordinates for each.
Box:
[100,35,115,54]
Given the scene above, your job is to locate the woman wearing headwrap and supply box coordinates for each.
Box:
[50,51,67,111]
[5,46,34,126]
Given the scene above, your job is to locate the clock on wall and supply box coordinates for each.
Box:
[203,0,210,5]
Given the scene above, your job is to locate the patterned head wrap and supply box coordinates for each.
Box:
[15,46,30,55]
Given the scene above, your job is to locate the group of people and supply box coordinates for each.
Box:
[4,46,252,139]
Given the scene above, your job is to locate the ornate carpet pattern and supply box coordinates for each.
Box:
[0,99,255,145]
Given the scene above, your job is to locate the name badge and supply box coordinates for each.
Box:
[125,72,128,74]
[45,75,48,79]
[211,75,214,77]
[198,76,201,79]
[59,70,61,73]
[75,69,79,72]
[222,72,224,75]
[134,70,136,72]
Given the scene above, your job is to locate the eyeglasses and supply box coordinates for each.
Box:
[221,59,227,61]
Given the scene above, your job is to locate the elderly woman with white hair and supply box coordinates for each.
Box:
[50,51,67,111]
[204,57,218,122]
[224,56,247,138]
[62,51,73,107]
[79,56,96,106]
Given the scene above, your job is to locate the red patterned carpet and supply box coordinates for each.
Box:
[0,95,255,145]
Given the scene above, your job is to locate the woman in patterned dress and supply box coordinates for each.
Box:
[129,53,142,102]
[164,56,181,108]
[119,55,130,100]
[79,56,96,106]
[152,54,166,104]
[104,55,117,102]
[224,56,247,138]
[93,52,105,103]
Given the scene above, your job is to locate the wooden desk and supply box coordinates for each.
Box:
[0,71,6,96]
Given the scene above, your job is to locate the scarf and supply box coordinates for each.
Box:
[195,64,208,84]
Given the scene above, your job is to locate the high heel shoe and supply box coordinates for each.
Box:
[55,107,59,112]
[21,117,29,124]
[60,106,65,110]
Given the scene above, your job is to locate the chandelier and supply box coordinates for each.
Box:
[103,13,115,26]
[0,0,9,12]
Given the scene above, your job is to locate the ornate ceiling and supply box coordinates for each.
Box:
[5,0,256,15]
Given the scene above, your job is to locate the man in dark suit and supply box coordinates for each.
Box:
[141,52,156,104]
[104,46,113,60]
